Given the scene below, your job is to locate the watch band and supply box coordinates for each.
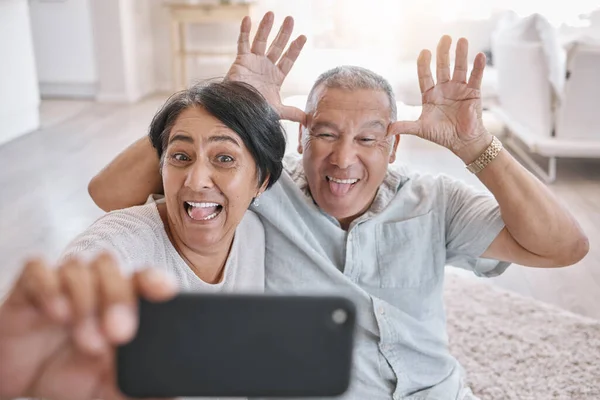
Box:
[466,136,503,174]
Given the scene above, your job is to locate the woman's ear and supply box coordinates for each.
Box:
[258,173,270,195]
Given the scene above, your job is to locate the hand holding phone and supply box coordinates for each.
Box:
[0,254,178,400]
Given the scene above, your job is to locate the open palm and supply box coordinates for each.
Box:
[226,12,307,124]
[390,36,490,158]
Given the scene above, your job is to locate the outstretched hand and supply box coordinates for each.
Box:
[0,254,177,400]
[226,12,307,124]
[389,36,492,162]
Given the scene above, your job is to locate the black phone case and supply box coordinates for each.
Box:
[117,293,356,398]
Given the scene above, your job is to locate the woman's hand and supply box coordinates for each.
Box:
[0,253,177,400]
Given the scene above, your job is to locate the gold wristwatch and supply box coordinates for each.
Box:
[466,136,503,174]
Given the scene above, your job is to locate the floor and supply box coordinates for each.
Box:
[1,97,599,320]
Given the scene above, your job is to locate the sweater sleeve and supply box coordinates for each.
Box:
[60,204,164,275]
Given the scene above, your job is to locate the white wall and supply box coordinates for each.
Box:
[29,0,97,98]
[149,0,180,92]
[91,0,156,102]
[0,0,40,146]
[125,0,156,99]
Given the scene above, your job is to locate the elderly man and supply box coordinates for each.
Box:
[0,12,588,400]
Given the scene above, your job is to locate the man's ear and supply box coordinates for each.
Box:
[297,124,304,154]
[389,134,401,164]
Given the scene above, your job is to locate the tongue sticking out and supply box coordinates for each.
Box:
[329,181,353,196]
[188,205,219,220]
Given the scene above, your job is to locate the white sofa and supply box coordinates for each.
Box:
[490,13,600,182]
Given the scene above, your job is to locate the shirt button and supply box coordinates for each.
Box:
[393,394,400,400]
[378,307,385,315]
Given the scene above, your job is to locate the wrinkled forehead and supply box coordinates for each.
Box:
[308,87,392,123]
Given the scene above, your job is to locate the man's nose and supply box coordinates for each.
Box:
[184,161,214,191]
[329,138,358,170]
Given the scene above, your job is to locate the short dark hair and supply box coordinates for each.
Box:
[148,80,286,189]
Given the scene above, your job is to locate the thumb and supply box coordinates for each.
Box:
[389,120,422,136]
[134,268,178,303]
[279,106,307,125]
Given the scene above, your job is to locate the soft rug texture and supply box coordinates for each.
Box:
[444,272,600,399]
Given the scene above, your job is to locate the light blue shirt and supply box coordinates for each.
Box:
[252,155,509,400]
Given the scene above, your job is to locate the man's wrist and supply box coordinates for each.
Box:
[454,132,494,165]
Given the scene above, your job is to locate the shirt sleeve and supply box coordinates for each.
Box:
[441,175,511,277]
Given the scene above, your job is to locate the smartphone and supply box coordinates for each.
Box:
[116,293,356,398]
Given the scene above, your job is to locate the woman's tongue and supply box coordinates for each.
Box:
[188,205,219,220]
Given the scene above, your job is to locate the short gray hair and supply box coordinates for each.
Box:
[305,66,397,121]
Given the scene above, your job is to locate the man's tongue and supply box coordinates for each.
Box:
[328,180,353,196]
[189,205,219,220]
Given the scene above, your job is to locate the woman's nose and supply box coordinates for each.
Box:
[184,162,214,191]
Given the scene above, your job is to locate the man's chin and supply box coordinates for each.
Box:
[319,200,365,224]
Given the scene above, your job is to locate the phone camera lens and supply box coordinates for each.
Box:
[331,309,347,325]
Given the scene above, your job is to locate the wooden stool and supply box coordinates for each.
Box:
[165,1,254,91]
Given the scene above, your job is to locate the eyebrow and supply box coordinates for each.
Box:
[207,134,240,147]
[310,121,341,132]
[361,120,387,131]
[168,133,194,145]
[168,133,240,147]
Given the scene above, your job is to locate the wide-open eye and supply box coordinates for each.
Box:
[171,153,191,162]
[216,154,235,164]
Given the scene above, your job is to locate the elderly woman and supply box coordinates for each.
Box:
[64,80,285,290]
[0,80,285,399]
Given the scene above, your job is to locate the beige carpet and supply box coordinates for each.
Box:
[444,273,600,399]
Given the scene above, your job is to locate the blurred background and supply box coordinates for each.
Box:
[0,0,599,321]
[3,0,600,118]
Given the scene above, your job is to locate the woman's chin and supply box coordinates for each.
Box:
[185,234,223,250]
[181,209,228,246]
